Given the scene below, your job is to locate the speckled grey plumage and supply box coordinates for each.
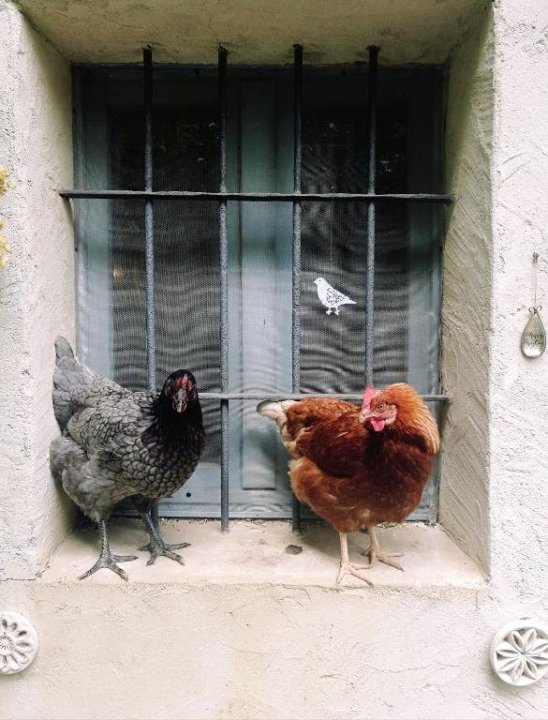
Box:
[50,337,205,524]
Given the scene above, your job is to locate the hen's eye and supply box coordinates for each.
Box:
[376,402,386,412]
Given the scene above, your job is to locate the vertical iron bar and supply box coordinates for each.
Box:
[143,47,159,528]
[291,44,303,532]
[218,46,230,532]
[144,46,156,390]
[365,46,378,387]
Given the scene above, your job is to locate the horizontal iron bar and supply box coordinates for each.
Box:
[199,392,448,402]
[60,189,453,204]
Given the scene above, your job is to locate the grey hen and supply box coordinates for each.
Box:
[50,337,205,580]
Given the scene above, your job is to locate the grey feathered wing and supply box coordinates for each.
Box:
[51,393,148,522]
[50,435,129,522]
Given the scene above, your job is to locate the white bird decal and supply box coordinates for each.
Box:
[314,277,357,315]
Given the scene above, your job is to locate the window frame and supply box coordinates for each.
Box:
[62,45,451,531]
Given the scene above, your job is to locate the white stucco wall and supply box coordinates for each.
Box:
[1,0,548,717]
[0,0,75,580]
[488,0,548,609]
[0,520,544,720]
[441,6,493,573]
[14,0,485,66]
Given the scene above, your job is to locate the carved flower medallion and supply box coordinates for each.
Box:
[0,612,38,675]
[490,619,548,686]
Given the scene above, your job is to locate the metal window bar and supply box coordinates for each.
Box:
[198,393,447,402]
[218,45,230,531]
[61,45,451,534]
[365,46,378,386]
[143,46,160,529]
[291,43,303,532]
[61,190,452,202]
[143,46,156,392]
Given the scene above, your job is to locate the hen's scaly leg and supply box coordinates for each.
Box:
[363,525,404,571]
[150,502,160,532]
[336,532,374,586]
[139,512,190,566]
[79,520,137,581]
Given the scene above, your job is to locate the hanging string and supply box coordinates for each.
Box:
[530,252,541,314]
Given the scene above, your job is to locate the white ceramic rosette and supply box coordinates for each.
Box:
[0,611,39,675]
[490,619,548,686]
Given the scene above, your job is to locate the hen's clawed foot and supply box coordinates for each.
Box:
[361,525,405,572]
[79,553,137,581]
[139,538,190,566]
[79,520,137,581]
[336,532,374,587]
[362,548,404,571]
[336,562,374,587]
[140,512,190,566]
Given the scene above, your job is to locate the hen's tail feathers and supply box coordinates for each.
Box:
[54,336,75,362]
[257,399,300,457]
[256,399,297,426]
[52,336,98,430]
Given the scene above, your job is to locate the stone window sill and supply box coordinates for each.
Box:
[41,520,486,589]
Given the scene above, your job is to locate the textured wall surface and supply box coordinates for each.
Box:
[0,579,523,720]
[14,0,484,65]
[0,520,545,720]
[488,0,548,605]
[0,0,75,579]
[441,7,494,573]
[1,0,548,717]
[442,0,548,624]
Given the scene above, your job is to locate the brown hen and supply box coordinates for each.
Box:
[257,384,440,585]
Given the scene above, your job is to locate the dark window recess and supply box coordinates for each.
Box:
[65,49,448,527]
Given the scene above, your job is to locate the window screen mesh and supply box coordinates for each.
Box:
[74,65,442,520]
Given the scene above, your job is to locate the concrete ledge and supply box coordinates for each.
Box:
[41,520,486,589]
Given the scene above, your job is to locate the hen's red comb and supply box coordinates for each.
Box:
[361,386,376,411]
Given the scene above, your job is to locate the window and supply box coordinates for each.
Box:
[67,48,447,525]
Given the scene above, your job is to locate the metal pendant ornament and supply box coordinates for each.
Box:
[521,253,545,358]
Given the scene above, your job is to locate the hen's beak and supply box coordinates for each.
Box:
[360,405,397,431]
[359,407,377,424]
[359,408,387,432]
[173,390,188,413]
